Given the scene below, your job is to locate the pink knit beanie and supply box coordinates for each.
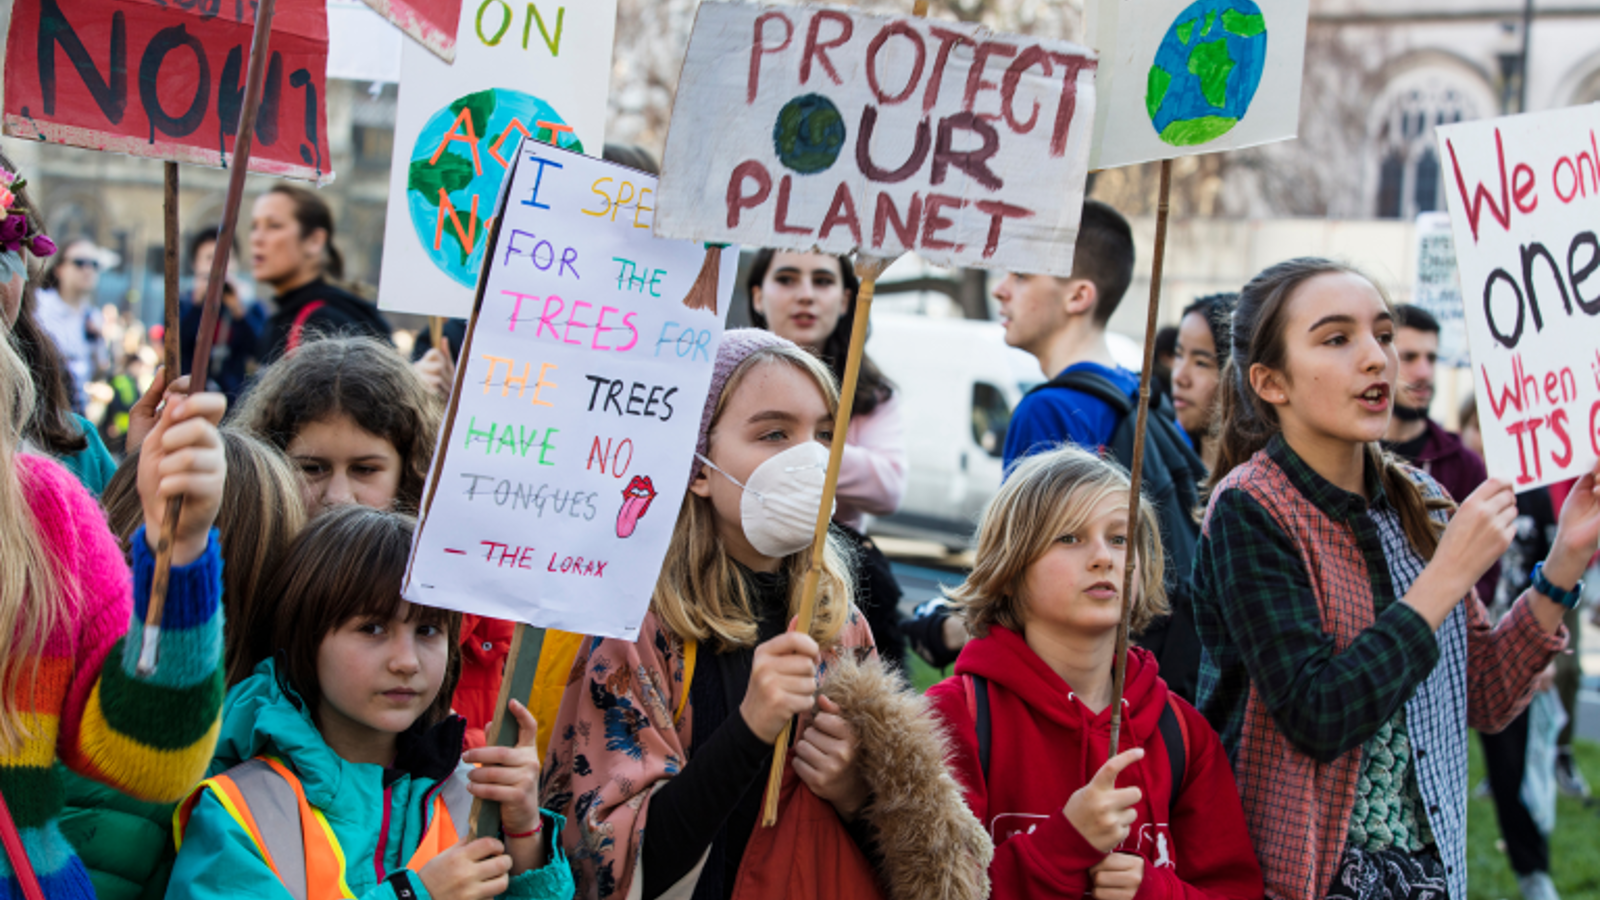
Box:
[693,328,796,477]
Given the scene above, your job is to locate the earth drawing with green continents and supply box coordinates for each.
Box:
[1146,0,1267,147]
[408,88,583,288]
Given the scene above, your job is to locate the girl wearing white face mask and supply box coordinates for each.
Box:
[543,330,991,900]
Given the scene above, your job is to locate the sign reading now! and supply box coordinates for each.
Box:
[405,141,736,638]
[4,0,334,183]
[1436,105,1600,491]
[653,1,1098,277]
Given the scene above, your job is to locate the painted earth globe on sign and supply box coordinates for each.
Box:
[1146,0,1267,147]
[407,88,583,288]
[773,93,847,174]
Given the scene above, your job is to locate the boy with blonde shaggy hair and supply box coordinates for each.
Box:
[928,446,1262,900]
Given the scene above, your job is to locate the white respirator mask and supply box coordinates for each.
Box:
[695,441,833,558]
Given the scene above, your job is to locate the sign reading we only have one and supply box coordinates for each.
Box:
[4,0,333,183]
[654,2,1097,276]
[1436,106,1600,492]
[405,143,736,639]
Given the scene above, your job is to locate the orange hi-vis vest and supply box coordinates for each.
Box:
[175,757,471,900]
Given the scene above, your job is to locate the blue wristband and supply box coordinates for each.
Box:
[1531,561,1583,609]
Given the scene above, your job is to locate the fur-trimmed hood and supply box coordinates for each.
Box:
[821,651,993,900]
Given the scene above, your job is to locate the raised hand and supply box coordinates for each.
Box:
[137,391,226,566]
[740,619,820,744]
[1063,748,1144,853]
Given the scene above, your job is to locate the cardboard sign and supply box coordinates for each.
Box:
[1086,0,1307,169]
[3,0,334,183]
[375,0,617,318]
[405,141,737,638]
[361,0,463,62]
[1435,106,1600,491]
[653,2,1098,278]
[1412,212,1470,369]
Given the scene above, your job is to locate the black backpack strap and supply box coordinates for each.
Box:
[1031,369,1135,416]
[963,674,992,782]
[1158,697,1188,801]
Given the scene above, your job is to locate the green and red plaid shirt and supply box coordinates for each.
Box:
[1194,435,1564,900]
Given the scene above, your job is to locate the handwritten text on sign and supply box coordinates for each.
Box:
[654,2,1098,277]
[405,143,736,638]
[3,0,334,183]
[1436,106,1600,491]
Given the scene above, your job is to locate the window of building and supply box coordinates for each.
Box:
[1372,79,1477,219]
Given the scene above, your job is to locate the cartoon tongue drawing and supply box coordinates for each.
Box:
[616,475,657,538]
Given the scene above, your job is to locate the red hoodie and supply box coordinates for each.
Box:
[928,627,1264,900]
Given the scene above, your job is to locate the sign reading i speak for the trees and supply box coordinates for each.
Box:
[1435,106,1600,492]
[653,2,1098,277]
[405,140,737,638]
[4,0,334,183]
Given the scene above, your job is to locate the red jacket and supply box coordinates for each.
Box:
[454,614,515,749]
[927,627,1263,900]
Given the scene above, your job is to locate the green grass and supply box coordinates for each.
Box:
[1468,736,1600,899]
[901,652,1600,899]
[905,651,949,694]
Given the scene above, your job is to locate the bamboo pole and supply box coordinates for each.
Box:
[1107,157,1173,757]
[138,0,280,677]
[760,255,891,827]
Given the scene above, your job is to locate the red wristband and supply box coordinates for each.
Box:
[504,819,543,839]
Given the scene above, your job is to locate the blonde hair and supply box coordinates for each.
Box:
[651,346,855,651]
[951,445,1168,639]
[0,331,68,751]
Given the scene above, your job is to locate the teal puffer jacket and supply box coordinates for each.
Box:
[168,659,573,900]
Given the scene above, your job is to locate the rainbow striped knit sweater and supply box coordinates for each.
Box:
[1,455,223,899]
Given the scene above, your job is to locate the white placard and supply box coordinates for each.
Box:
[376,0,617,317]
[1412,212,1470,369]
[405,142,737,638]
[654,2,1098,278]
[1086,0,1307,169]
[1435,106,1600,491]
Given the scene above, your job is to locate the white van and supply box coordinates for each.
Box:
[865,314,1144,549]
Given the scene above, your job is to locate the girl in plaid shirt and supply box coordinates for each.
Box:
[1192,258,1600,900]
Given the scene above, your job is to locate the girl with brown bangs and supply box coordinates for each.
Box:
[235,334,517,749]
[171,505,576,900]
[542,330,989,900]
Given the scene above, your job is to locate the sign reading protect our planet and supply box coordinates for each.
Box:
[404,140,737,638]
[1087,0,1308,169]
[377,0,617,318]
[1435,106,1600,492]
[653,2,1099,278]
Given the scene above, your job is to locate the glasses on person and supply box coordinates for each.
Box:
[68,258,100,271]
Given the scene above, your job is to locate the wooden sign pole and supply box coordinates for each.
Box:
[161,163,180,378]
[138,0,280,677]
[1107,157,1172,757]
[469,624,547,839]
[760,255,893,827]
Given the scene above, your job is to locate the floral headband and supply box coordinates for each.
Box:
[0,166,56,259]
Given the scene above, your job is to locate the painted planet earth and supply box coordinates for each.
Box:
[407,88,583,288]
[773,93,847,175]
[1146,0,1268,147]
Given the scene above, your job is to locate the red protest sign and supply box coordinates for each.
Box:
[361,0,463,62]
[4,0,334,183]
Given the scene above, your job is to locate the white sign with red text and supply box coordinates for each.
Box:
[1436,106,1600,491]
[653,2,1098,277]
